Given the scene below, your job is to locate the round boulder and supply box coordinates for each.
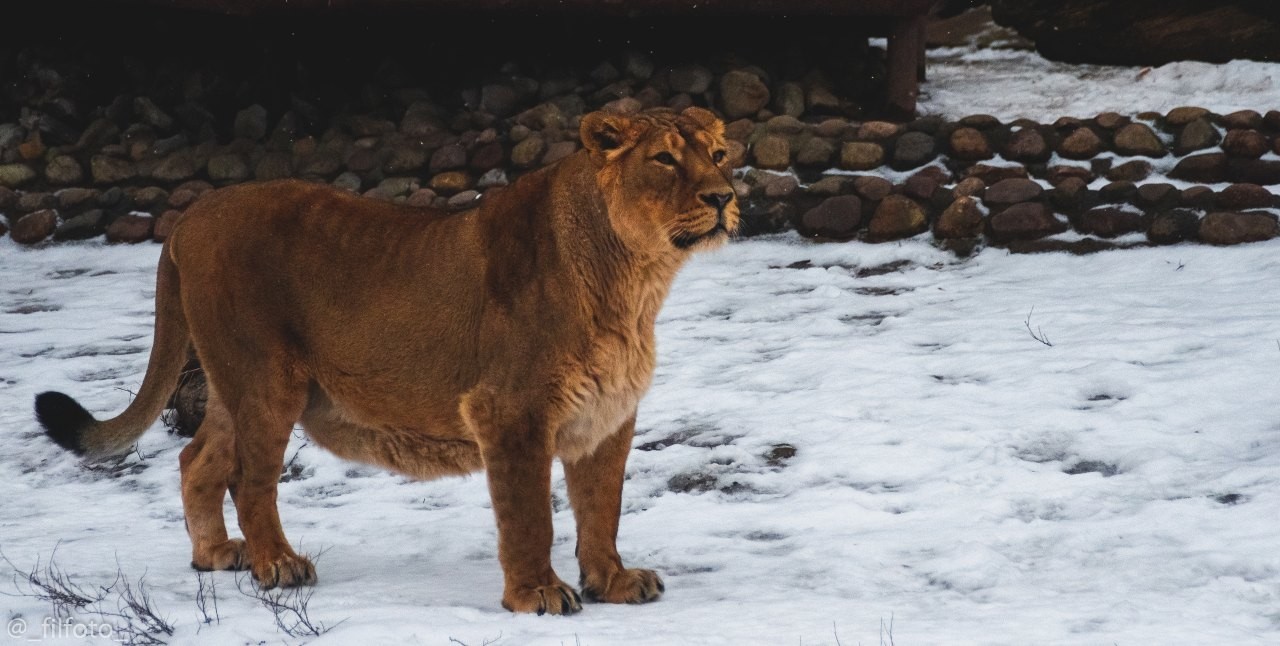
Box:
[796,195,862,240]
[934,196,985,239]
[719,70,771,120]
[867,195,927,241]
[1113,123,1166,157]
[1199,211,1280,245]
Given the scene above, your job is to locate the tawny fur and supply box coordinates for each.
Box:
[34,107,739,615]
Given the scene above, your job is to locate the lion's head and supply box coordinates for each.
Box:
[579,107,740,256]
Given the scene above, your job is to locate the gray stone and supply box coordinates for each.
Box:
[752,135,791,171]
[11,209,57,244]
[989,202,1064,241]
[797,195,862,240]
[984,178,1044,207]
[719,70,770,120]
[1174,118,1221,155]
[668,65,713,94]
[207,154,249,182]
[1200,211,1279,245]
[429,143,467,173]
[867,195,927,241]
[773,82,805,118]
[90,156,136,184]
[234,104,269,141]
[935,196,985,239]
[133,97,174,131]
[891,132,936,170]
[54,209,106,241]
[1113,123,1167,157]
[0,163,36,188]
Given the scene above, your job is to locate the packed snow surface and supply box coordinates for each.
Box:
[920,47,1280,122]
[2,234,1279,645]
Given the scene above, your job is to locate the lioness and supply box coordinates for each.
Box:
[34,106,737,615]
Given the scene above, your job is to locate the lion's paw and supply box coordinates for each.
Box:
[251,553,317,589]
[502,581,583,616]
[581,568,664,604]
[191,538,247,572]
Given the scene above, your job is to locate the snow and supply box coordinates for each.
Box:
[920,47,1280,123]
[5,39,1280,646]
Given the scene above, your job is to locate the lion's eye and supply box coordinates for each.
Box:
[712,150,727,164]
[654,152,678,166]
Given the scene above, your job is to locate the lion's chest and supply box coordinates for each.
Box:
[554,330,656,462]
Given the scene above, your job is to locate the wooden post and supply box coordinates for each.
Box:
[886,13,926,120]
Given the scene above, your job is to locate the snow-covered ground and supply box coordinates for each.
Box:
[4,38,1280,646]
[920,45,1280,122]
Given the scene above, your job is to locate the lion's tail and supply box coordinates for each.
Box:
[35,241,191,459]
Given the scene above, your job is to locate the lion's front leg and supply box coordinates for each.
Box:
[563,414,664,604]
[466,390,582,615]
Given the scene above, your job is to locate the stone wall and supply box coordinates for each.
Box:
[735,107,1280,253]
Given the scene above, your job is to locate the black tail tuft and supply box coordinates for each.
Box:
[35,391,94,454]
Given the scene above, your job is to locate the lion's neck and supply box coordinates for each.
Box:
[547,153,683,326]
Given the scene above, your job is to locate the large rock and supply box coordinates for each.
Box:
[1221,129,1268,158]
[1217,183,1274,210]
[984,178,1044,208]
[11,209,57,244]
[54,209,106,241]
[752,135,791,171]
[106,214,154,243]
[207,154,249,183]
[1227,159,1280,184]
[839,142,884,171]
[1147,209,1199,245]
[867,195,927,241]
[510,135,546,168]
[847,176,889,203]
[91,155,136,184]
[948,127,992,161]
[1058,127,1103,159]
[794,137,835,167]
[1169,153,1227,183]
[1004,127,1049,162]
[935,196,985,239]
[1166,106,1209,126]
[796,195,862,240]
[254,153,293,180]
[988,202,1065,241]
[428,143,467,173]
[891,132,937,170]
[0,163,36,188]
[45,156,83,185]
[1078,206,1145,238]
[1113,123,1166,157]
[234,104,269,141]
[151,151,198,182]
[1199,211,1280,245]
[719,70,770,120]
[668,65,713,94]
[1173,118,1220,155]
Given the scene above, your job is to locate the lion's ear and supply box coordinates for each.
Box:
[580,112,639,159]
[681,107,725,138]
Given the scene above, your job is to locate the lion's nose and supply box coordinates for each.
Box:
[699,192,734,211]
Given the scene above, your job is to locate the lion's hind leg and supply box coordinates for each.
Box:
[179,389,246,571]
[206,358,315,590]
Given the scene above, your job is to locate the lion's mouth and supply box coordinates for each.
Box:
[672,222,730,249]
